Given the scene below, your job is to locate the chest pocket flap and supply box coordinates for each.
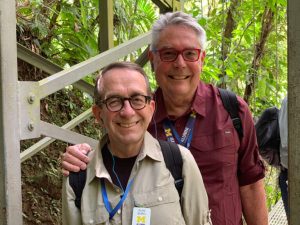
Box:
[134,183,179,207]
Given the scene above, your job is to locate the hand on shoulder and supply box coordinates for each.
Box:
[61,143,92,176]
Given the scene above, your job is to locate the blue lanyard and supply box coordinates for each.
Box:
[163,111,196,149]
[101,178,134,220]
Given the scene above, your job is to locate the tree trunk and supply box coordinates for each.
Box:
[219,0,240,89]
[243,7,274,103]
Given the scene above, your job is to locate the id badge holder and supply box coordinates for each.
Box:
[131,207,151,225]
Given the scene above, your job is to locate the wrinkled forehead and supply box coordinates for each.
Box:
[99,68,148,96]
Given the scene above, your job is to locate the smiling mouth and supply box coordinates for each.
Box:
[168,75,190,80]
[117,121,138,128]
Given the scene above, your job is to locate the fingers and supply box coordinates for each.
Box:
[61,161,80,176]
[61,143,92,175]
[62,168,70,177]
[78,143,92,158]
[65,143,91,163]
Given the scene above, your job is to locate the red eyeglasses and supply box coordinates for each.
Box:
[153,48,202,62]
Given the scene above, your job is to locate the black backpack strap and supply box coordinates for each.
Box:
[158,139,184,197]
[69,170,87,209]
[218,88,243,139]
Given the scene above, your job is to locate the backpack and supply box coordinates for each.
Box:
[69,139,183,209]
[254,107,281,166]
[218,88,243,139]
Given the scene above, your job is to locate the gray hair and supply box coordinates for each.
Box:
[94,61,151,105]
[150,11,206,51]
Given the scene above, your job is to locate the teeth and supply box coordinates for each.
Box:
[119,122,137,128]
[169,75,189,80]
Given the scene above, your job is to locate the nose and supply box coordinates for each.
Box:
[174,53,187,68]
[119,100,135,116]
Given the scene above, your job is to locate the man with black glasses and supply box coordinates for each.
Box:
[62,12,268,225]
[62,61,211,225]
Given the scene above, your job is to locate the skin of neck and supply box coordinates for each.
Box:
[162,90,195,118]
[107,140,143,158]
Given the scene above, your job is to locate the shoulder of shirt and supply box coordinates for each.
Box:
[139,132,164,162]
[176,145,194,161]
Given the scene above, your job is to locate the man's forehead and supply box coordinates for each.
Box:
[101,70,147,96]
[102,68,143,79]
[155,25,200,48]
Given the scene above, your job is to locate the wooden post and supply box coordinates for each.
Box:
[99,0,114,52]
[288,0,300,224]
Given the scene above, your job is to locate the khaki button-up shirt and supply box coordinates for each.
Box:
[62,132,211,225]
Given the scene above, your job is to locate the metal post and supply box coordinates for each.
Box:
[0,0,23,224]
[288,0,300,224]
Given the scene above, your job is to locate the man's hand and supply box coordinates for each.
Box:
[61,143,92,176]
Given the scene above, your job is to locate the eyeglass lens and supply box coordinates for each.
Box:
[104,95,150,112]
[158,49,200,62]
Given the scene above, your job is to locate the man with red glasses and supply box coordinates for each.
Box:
[62,12,268,225]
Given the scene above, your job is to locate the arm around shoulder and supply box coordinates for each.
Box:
[179,146,212,225]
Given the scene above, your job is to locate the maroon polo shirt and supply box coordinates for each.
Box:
[148,81,265,225]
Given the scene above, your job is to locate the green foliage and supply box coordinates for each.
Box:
[114,0,157,61]
[264,165,282,210]
[17,0,157,67]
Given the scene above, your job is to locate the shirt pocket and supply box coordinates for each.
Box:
[191,127,237,163]
[133,184,185,225]
[192,127,235,151]
[81,204,109,225]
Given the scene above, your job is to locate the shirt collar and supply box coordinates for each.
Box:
[192,81,207,117]
[151,87,168,124]
[151,81,207,125]
[86,132,163,184]
[86,135,110,184]
[136,131,162,162]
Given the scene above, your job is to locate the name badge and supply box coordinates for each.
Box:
[131,207,151,225]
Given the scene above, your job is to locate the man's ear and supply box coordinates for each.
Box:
[92,105,103,124]
[198,50,206,71]
[200,50,206,63]
[148,50,155,72]
[150,99,156,115]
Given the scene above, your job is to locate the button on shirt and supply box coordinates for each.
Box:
[148,82,265,225]
[62,132,212,225]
